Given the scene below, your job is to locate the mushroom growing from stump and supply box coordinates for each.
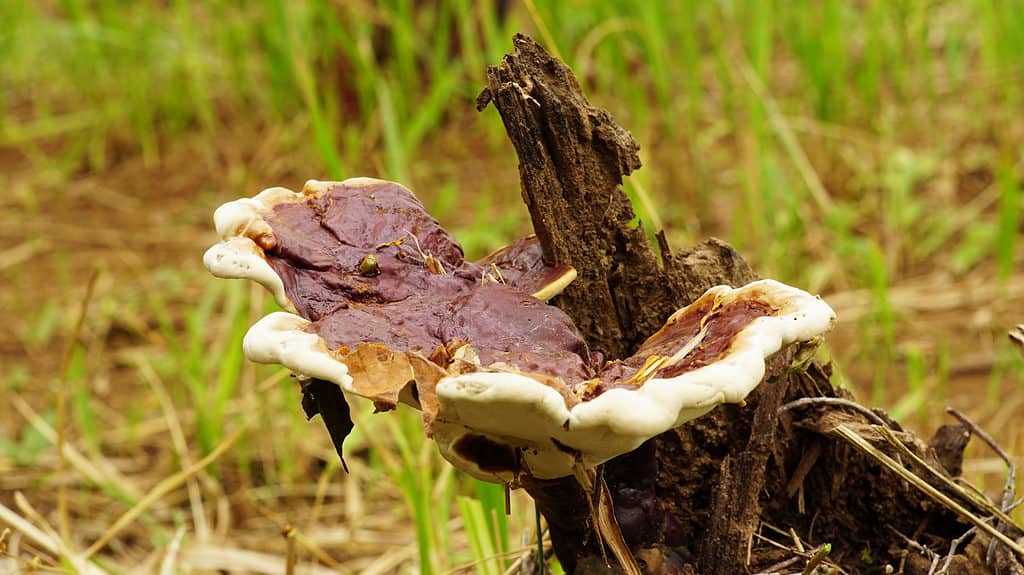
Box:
[204,178,836,562]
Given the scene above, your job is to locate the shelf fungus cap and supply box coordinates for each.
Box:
[204,178,836,483]
[431,279,836,481]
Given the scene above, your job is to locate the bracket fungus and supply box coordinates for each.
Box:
[204,178,836,483]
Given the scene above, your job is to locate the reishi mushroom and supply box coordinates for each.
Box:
[203,178,836,482]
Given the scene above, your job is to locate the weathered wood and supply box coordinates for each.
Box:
[695,367,792,575]
[477,33,677,359]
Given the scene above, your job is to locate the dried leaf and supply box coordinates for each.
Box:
[340,343,415,412]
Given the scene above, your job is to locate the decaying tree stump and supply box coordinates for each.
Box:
[477,34,1023,575]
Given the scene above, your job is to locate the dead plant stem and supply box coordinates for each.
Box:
[945,407,1017,564]
[834,425,1024,559]
[82,417,253,560]
[55,270,99,547]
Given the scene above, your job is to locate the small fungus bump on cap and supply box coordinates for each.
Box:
[205,179,837,483]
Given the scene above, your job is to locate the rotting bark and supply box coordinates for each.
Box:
[694,356,793,575]
[479,34,1023,575]
[477,36,674,360]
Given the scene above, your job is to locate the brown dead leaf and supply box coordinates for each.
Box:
[340,343,415,412]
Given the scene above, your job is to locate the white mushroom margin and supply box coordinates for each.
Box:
[237,278,834,482]
[432,279,836,481]
[243,311,354,390]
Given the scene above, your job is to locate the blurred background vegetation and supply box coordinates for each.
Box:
[1,1,1022,573]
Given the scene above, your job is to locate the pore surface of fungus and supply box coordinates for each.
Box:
[205,178,836,481]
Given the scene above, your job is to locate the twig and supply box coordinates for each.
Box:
[751,525,845,575]
[801,543,831,575]
[283,526,298,575]
[874,426,1017,527]
[500,526,550,575]
[825,271,1024,324]
[890,526,936,561]
[440,544,542,575]
[760,522,806,545]
[834,425,1024,559]
[306,458,340,530]
[507,527,533,575]
[786,440,823,498]
[1,497,106,575]
[99,368,289,448]
[0,238,50,271]
[356,546,417,575]
[778,396,890,427]
[13,493,63,557]
[789,528,805,553]
[752,529,802,554]
[933,523,982,575]
[56,269,99,546]
[945,407,1017,564]
[571,462,607,568]
[753,555,800,575]
[955,477,992,501]
[596,474,641,575]
[181,544,343,575]
[244,494,350,573]
[945,409,1016,503]
[0,502,56,558]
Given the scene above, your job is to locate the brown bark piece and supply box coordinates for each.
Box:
[695,362,793,575]
[929,423,972,477]
[658,233,758,303]
[478,33,677,359]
